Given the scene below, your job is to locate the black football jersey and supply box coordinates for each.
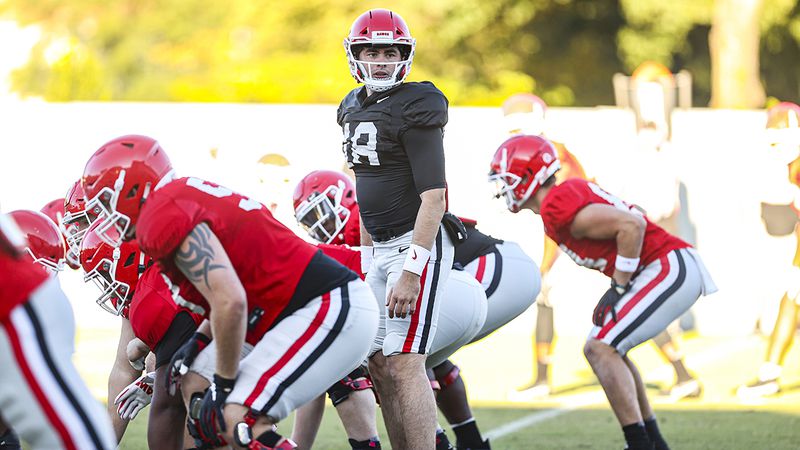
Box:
[337,81,448,237]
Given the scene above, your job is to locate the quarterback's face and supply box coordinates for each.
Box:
[357,46,402,81]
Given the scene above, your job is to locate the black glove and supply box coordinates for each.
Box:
[166,332,211,396]
[593,280,630,326]
[199,374,236,438]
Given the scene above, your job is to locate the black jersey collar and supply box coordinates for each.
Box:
[359,83,405,107]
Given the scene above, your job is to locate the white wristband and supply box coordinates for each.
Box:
[615,255,640,272]
[360,246,374,274]
[402,244,431,276]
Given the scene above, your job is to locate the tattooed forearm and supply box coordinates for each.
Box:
[175,223,226,289]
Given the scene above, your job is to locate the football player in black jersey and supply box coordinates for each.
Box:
[338,9,454,450]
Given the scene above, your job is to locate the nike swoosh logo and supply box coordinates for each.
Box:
[377,96,390,103]
[398,246,409,253]
[412,249,417,260]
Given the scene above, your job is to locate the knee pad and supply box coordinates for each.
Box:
[435,364,461,389]
[326,366,375,407]
[426,368,441,392]
[186,391,228,449]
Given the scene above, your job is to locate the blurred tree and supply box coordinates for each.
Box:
[618,0,799,107]
[760,0,800,103]
[709,0,765,108]
[0,0,797,105]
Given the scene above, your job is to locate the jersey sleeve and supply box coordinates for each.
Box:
[137,195,197,261]
[401,127,447,193]
[401,83,449,131]
[540,181,593,232]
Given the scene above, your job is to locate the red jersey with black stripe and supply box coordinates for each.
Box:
[127,266,204,350]
[0,250,47,321]
[341,204,362,247]
[136,177,318,343]
[317,244,363,279]
[540,178,689,277]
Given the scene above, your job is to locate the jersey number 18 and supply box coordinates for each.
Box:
[342,122,379,167]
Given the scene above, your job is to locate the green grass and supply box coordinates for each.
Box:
[111,332,800,449]
[117,404,800,450]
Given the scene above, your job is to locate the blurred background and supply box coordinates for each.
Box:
[1,1,799,449]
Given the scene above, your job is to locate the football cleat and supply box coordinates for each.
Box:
[457,439,491,450]
[736,378,780,399]
[436,430,455,450]
[668,379,702,401]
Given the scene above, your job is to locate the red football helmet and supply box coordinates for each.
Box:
[502,93,548,136]
[40,197,78,269]
[631,61,675,87]
[63,180,102,269]
[40,198,65,227]
[81,135,174,246]
[0,211,28,257]
[293,170,357,244]
[80,220,151,316]
[344,9,415,92]
[8,210,66,273]
[489,135,561,213]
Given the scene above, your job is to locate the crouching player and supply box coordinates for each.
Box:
[0,209,115,449]
[79,221,204,448]
[488,135,717,450]
[81,134,379,449]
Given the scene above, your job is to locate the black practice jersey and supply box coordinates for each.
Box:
[337,82,448,237]
[453,222,504,267]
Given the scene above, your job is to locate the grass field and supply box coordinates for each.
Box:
[110,331,800,449]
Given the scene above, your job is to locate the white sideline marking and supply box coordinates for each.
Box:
[484,336,757,441]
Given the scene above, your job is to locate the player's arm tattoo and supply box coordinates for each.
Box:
[175,223,226,290]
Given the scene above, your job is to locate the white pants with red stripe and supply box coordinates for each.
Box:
[226,278,378,422]
[426,270,487,369]
[589,248,710,355]
[367,227,455,356]
[0,278,115,450]
[463,241,541,342]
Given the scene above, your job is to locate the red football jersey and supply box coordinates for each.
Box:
[342,204,362,247]
[0,250,48,321]
[136,177,318,343]
[317,244,363,279]
[540,178,689,277]
[128,266,204,350]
